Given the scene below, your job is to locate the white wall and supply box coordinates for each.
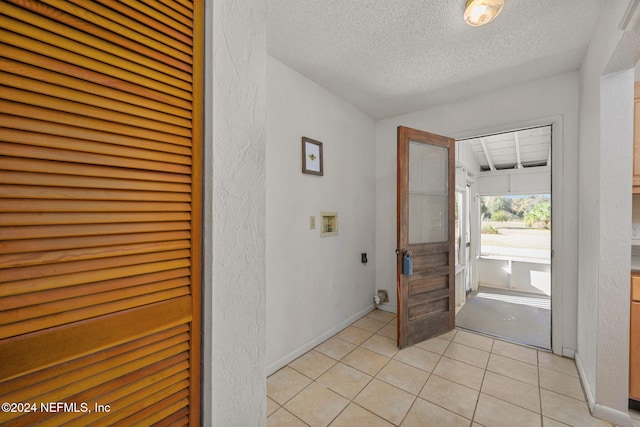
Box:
[202,0,267,425]
[266,56,377,374]
[576,2,635,424]
[456,140,480,175]
[375,72,580,356]
[477,167,550,195]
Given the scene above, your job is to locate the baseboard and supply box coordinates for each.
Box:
[575,352,633,427]
[575,352,596,412]
[561,347,575,358]
[265,304,375,376]
[375,302,396,314]
[592,404,633,427]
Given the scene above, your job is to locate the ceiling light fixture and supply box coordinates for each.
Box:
[464,0,505,27]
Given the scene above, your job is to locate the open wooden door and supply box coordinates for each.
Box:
[397,126,455,348]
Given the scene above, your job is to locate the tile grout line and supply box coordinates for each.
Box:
[267,312,387,425]
[328,314,397,424]
[312,311,398,426]
[537,348,544,426]
[270,312,590,426]
[470,336,494,425]
[403,331,462,425]
[344,313,404,426]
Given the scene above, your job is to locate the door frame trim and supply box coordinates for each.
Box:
[450,115,564,356]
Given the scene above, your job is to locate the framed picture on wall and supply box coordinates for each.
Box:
[302,137,323,176]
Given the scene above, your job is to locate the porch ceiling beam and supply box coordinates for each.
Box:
[479,137,496,171]
[514,132,523,169]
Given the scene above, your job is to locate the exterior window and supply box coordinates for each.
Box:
[480,194,550,260]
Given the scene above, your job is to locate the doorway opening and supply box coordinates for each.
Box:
[453,126,552,349]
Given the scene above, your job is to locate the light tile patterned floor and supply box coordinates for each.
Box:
[267,309,618,427]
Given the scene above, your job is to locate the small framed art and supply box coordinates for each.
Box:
[302,137,323,176]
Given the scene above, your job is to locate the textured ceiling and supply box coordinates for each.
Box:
[267,0,605,119]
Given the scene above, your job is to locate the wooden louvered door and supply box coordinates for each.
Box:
[0,1,203,425]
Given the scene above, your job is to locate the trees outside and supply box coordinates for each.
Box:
[480,195,550,229]
[480,194,551,260]
[525,201,551,229]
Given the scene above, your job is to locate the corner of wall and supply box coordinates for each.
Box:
[204,0,268,425]
[574,351,596,412]
[265,56,377,370]
[578,351,634,426]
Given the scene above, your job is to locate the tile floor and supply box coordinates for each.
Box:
[267,309,625,427]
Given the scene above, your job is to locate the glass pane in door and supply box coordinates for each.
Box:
[408,142,448,244]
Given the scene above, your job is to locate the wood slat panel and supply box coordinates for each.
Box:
[12,365,190,426]
[108,388,189,427]
[68,0,192,55]
[0,231,191,254]
[0,268,191,310]
[0,185,190,204]
[0,249,191,283]
[1,342,189,417]
[0,156,192,182]
[0,57,190,118]
[0,258,191,297]
[0,296,192,382]
[0,116,192,155]
[0,199,191,213]
[0,26,192,100]
[155,409,190,427]
[0,44,192,110]
[0,287,191,339]
[2,171,192,193]
[0,240,190,270]
[100,0,193,42]
[138,0,193,28]
[0,5,192,91]
[157,0,194,19]
[57,369,190,426]
[0,100,192,146]
[1,86,191,137]
[0,212,191,226]
[169,0,194,11]
[16,0,192,73]
[3,361,190,425]
[1,325,189,394]
[3,1,192,82]
[0,277,190,323]
[0,1,202,423]
[0,185,191,202]
[0,221,191,240]
[51,343,189,401]
[2,69,192,127]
